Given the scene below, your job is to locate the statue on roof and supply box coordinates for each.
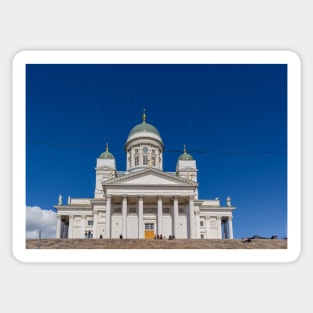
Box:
[58,194,62,205]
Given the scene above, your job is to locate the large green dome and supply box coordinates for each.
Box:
[127,109,162,141]
[128,121,161,137]
[99,143,115,159]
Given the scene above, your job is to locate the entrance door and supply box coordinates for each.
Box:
[144,223,155,239]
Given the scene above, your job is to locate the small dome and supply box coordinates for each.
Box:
[178,145,193,160]
[99,143,115,159]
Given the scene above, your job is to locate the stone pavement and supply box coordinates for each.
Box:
[26,238,287,249]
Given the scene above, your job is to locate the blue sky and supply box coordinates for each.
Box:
[26,63,287,239]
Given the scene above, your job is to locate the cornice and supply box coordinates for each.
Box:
[102,167,198,187]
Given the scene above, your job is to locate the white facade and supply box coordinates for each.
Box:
[55,111,235,240]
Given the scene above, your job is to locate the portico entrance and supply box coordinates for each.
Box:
[144,223,155,239]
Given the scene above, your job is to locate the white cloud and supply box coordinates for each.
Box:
[26,206,57,239]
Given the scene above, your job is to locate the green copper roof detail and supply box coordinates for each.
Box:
[178,145,193,160]
[127,109,161,138]
[99,143,115,159]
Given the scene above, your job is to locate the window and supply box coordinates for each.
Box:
[88,220,93,226]
[152,149,155,154]
[135,149,138,153]
[143,155,148,165]
[135,156,139,166]
[114,208,121,214]
[145,223,154,230]
[152,156,156,166]
[200,221,204,227]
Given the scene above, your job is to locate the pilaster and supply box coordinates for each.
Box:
[138,195,144,239]
[228,216,234,239]
[81,214,86,238]
[189,196,195,239]
[217,216,222,239]
[157,196,163,236]
[106,195,111,239]
[68,215,74,239]
[173,196,179,238]
[122,195,128,239]
[56,215,61,239]
[93,210,98,238]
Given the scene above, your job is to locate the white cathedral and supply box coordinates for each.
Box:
[54,110,235,240]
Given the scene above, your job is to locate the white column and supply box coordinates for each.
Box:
[205,216,210,239]
[106,195,111,239]
[81,215,86,238]
[228,216,234,239]
[68,215,74,239]
[157,196,163,236]
[189,196,195,239]
[223,220,228,239]
[56,215,61,238]
[217,216,222,239]
[173,196,179,238]
[195,211,200,239]
[93,210,98,238]
[138,195,144,239]
[122,195,127,239]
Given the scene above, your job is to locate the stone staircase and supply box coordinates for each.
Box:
[26,238,287,249]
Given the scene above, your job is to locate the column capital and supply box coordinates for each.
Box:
[106,194,112,200]
[189,195,194,201]
[137,194,144,200]
[121,194,128,199]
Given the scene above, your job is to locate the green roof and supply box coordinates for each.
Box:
[128,121,161,137]
[99,143,115,159]
[127,109,161,139]
[178,145,193,160]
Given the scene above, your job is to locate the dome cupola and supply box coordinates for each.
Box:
[178,145,193,160]
[99,143,115,159]
[126,109,163,144]
[125,109,164,171]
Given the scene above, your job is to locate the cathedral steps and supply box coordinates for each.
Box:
[26,238,287,249]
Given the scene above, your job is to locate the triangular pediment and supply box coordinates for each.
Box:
[102,167,198,187]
